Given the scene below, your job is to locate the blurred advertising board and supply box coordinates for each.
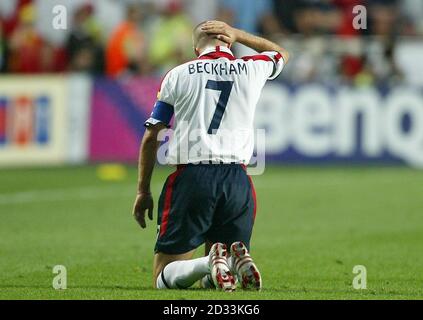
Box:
[258,84,423,168]
[90,78,423,169]
[0,75,91,167]
[89,77,160,162]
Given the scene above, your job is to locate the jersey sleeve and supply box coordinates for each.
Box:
[144,71,176,128]
[242,51,285,81]
[261,51,285,80]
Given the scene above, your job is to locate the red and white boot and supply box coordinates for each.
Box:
[230,241,262,291]
[209,243,236,292]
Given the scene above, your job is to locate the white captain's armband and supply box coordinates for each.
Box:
[144,101,174,128]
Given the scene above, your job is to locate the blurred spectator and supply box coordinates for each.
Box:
[91,0,126,39]
[0,0,17,20]
[0,0,421,85]
[294,0,343,36]
[272,0,304,34]
[148,0,193,74]
[105,4,148,77]
[7,3,56,73]
[274,0,364,37]
[366,38,403,84]
[0,0,31,38]
[333,0,365,37]
[367,0,401,37]
[401,0,423,35]
[219,0,282,36]
[0,21,4,72]
[66,4,104,74]
[339,53,366,82]
[183,0,219,25]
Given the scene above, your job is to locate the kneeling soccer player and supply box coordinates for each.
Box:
[132,20,289,291]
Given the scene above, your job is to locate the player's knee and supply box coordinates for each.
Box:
[155,264,175,290]
[153,268,163,289]
[153,260,170,289]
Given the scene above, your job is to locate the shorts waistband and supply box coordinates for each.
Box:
[177,161,246,170]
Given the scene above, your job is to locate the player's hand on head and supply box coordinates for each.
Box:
[132,192,154,229]
[201,20,238,45]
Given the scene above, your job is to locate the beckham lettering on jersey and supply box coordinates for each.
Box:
[188,61,248,76]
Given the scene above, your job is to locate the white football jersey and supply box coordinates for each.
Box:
[145,46,284,165]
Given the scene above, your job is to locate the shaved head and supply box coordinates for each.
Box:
[193,21,228,56]
[193,21,208,49]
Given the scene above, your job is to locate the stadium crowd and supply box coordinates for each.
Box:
[0,0,422,84]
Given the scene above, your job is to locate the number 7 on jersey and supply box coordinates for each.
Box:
[206,80,234,134]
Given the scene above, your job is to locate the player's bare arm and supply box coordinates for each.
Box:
[132,124,166,229]
[201,20,290,64]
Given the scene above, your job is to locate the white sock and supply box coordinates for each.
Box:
[200,274,215,289]
[156,257,209,289]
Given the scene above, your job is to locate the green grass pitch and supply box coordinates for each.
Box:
[1,165,423,300]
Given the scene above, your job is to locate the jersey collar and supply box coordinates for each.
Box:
[199,46,236,61]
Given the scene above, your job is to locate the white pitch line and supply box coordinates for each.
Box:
[0,179,299,206]
[0,185,137,206]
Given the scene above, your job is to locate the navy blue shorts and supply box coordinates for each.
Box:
[154,164,257,255]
